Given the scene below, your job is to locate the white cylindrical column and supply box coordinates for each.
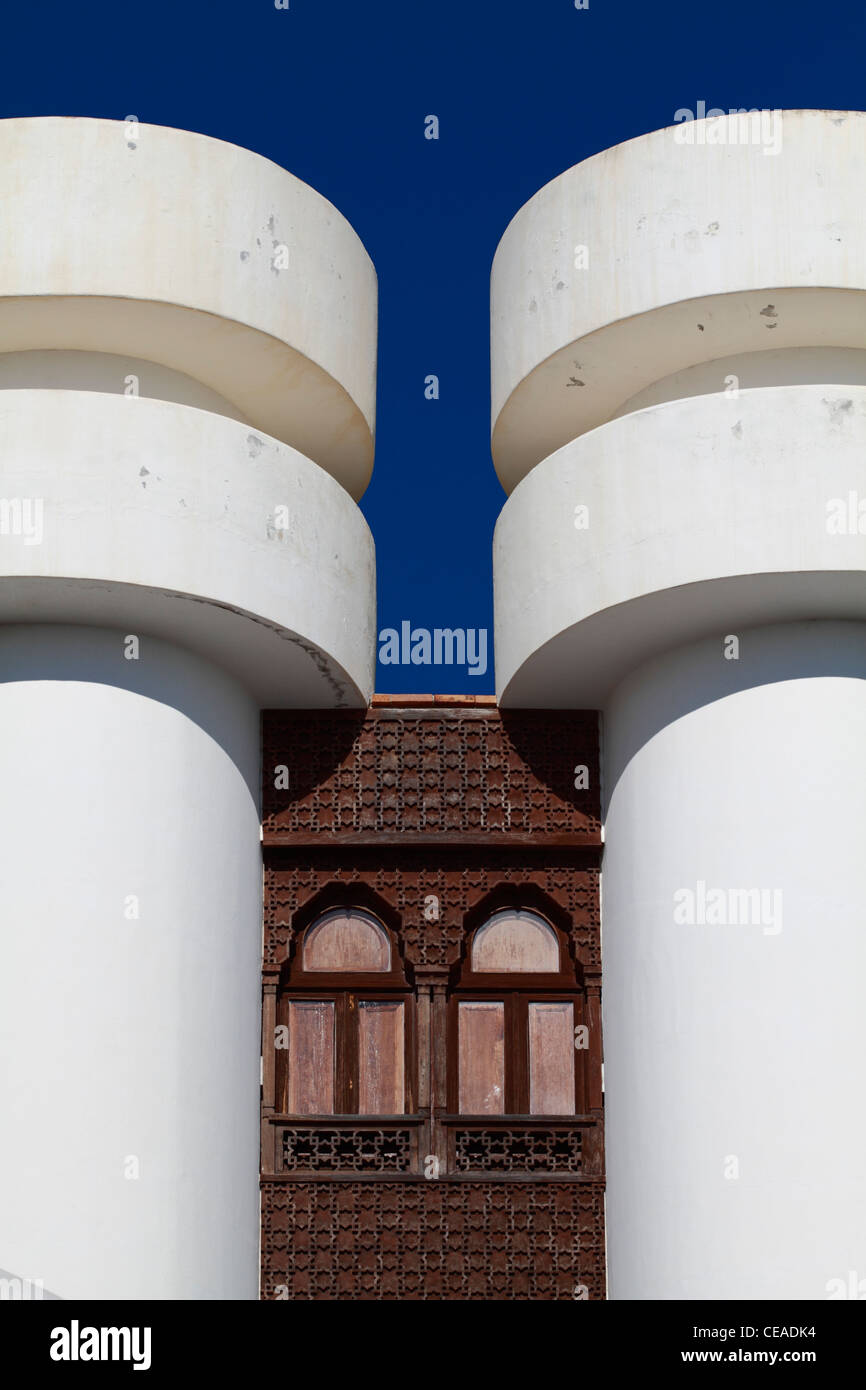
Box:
[0,116,379,1302]
[491,109,866,1299]
[601,622,866,1299]
[0,626,262,1300]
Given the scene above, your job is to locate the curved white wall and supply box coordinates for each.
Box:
[0,350,252,422]
[0,117,377,497]
[0,390,376,707]
[494,384,866,707]
[601,622,866,1299]
[491,108,866,1301]
[0,626,261,1300]
[611,346,866,418]
[491,109,866,491]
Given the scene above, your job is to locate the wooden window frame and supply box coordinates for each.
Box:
[448,909,586,1116]
[448,984,586,1115]
[277,986,416,1116]
[277,908,416,1117]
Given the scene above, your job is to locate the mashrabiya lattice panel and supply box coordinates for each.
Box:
[261,1180,606,1300]
[281,1127,413,1173]
[453,1127,584,1173]
[262,710,600,842]
[264,852,600,971]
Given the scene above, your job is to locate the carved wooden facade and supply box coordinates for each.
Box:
[261,697,605,1300]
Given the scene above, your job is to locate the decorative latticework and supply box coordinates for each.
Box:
[262,707,600,844]
[453,1127,583,1174]
[260,702,605,1300]
[265,850,600,972]
[281,1127,412,1173]
[261,1179,606,1300]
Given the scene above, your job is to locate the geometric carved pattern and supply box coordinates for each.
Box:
[454,1128,583,1174]
[261,701,605,1299]
[281,1127,413,1174]
[262,707,601,845]
[265,850,600,971]
[261,1179,606,1300]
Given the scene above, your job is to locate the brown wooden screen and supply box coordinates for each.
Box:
[261,698,605,1300]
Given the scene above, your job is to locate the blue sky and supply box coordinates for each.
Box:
[4,0,865,692]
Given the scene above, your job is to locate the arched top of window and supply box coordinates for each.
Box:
[302,907,391,973]
[470,908,560,973]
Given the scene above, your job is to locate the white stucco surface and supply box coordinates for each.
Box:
[0,350,252,421]
[0,117,377,497]
[601,623,866,1299]
[491,108,866,1300]
[0,389,376,706]
[491,110,866,490]
[0,627,262,1299]
[494,384,866,706]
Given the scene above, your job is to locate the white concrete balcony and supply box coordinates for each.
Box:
[0,117,377,498]
[494,383,866,706]
[491,109,866,492]
[0,390,375,705]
